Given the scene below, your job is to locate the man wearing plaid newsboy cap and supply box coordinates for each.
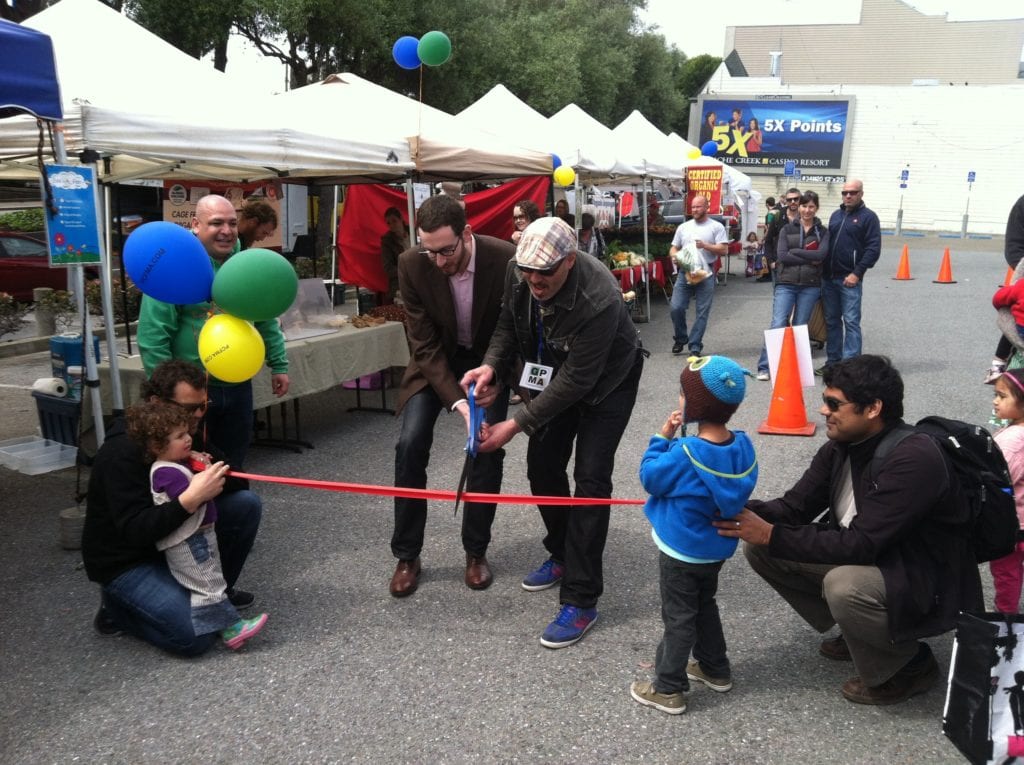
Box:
[461,216,645,650]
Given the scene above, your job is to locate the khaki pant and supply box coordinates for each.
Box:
[743,542,919,686]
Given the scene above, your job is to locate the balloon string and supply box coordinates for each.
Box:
[226,470,645,507]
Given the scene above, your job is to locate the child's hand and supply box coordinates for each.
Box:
[659,410,683,439]
[190,451,212,466]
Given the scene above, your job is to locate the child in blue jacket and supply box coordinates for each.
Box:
[630,355,758,715]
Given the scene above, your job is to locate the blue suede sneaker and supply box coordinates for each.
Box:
[540,604,598,648]
[521,558,565,592]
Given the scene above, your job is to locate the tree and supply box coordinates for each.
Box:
[1,0,48,22]
[674,53,722,135]
[123,0,234,70]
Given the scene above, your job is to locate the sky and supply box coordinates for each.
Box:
[214,0,1024,95]
[638,0,1024,58]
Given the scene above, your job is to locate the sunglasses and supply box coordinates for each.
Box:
[822,395,855,413]
[841,190,861,196]
[177,399,210,415]
[517,260,564,277]
[786,197,799,203]
[420,238,462,261]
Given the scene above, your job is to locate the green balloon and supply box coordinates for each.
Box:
[212,248,298,321]
[417,31,452,67]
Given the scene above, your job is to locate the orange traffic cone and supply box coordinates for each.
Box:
[758,326,816,436]
[933,248,956,284]
[893,245,912,280]
[1004,266,1015,287]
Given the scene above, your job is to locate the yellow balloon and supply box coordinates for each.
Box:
[687,147,701,159]
[553,165,576,187]
[198,314,266,383]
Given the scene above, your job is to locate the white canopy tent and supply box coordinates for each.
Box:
[547,103,643,183]
[0,0,414,184]
[274,73,552,182]
[610,110,687,182]
[455,84,550,153]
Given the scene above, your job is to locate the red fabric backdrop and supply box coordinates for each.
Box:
[336,176,550,292]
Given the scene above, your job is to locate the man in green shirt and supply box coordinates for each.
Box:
[137,194,290,468]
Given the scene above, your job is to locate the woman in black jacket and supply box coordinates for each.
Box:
[755,191,829,379]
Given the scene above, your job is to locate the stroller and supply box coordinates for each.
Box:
[745,240,769,280]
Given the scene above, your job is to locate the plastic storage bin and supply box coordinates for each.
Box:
[32,390,80,446]
[0,436,77,475]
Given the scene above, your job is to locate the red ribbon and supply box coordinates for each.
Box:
[226,470,645,507]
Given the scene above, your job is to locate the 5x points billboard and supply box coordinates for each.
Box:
[694,96,853,176]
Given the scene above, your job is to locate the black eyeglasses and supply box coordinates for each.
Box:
[785,197,799,203]
[517,260,564,277]
[176,399,210,415]
[420,238,462,261]
[513,214,527,221]
[841,190,861,196]
[822,395,855,413]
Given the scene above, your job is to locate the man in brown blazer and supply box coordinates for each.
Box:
[389,194,515,597]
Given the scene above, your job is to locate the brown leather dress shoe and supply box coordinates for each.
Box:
[464,554,493,590]
[840,644,939,705]
[820,634,852,661]
[390,558,421,597]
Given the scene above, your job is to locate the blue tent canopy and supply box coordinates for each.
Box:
[0,18,62,121]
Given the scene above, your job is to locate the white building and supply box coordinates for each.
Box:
[693,0,1024,234]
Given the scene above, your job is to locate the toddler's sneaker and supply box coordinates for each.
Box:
[755,370,770,381]
[521,558,565,591]
[629,681,687,715]
[686,660,733,692]
[222,613,268,650]
[540,604,597,648]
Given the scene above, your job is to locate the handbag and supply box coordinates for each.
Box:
[944,612,1024,764]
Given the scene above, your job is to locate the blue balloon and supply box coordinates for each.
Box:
[701,140,718,157]
[392,36,421,70]
[123,222,214,304]
[551,153,562,170]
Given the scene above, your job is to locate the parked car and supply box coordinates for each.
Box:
[0,232,71,301]
[658,198,686,226]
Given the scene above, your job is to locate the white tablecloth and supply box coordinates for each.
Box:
[97,321,409,411]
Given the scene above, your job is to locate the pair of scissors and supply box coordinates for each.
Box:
[453,383,485,516]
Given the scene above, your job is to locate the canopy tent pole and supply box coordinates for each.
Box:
[99,182,124,413]
[640,180,650,323]
[330,184,340,304]
[405,177,416,246]
[52,128,105,444]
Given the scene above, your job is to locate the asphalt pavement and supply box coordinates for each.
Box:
[0,233,1005,764]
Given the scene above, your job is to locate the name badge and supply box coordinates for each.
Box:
[519,362,554,392]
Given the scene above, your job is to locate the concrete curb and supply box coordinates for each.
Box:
[0,321,137,360]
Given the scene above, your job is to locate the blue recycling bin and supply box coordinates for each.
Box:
[49,334,101,392]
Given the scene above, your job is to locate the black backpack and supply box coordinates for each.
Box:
[870,416,1018,563]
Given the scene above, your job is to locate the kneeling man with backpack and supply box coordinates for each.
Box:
[714,355,1001,705]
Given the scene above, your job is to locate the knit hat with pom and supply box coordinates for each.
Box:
[680,355,750,424]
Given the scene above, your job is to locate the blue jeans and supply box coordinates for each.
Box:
[204,381,254,470]
[821,278,863,365]
[526,352,643,608]
[101,489,262,656]
[655,553,729,694]
[757,284,821,373]
[670,275,715,353]
[392,350,509,560]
